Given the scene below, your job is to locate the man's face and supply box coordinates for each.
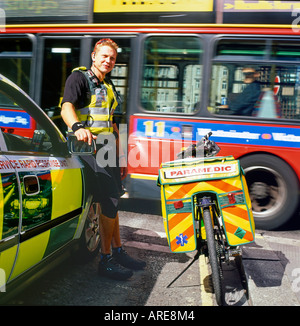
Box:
[93,45,117,76]
[243,69,257,84]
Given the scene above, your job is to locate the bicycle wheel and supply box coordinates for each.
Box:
[203,207,224,306]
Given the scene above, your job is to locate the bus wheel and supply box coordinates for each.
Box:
[240,154,299,230]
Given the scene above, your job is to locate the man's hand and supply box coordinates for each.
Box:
[75,128,97,145]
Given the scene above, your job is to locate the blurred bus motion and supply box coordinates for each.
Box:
[1,0,300,230]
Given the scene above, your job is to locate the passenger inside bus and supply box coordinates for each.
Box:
[218,67,261,116]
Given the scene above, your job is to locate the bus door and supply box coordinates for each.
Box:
[127,35,204,199]
[38,35,133,134]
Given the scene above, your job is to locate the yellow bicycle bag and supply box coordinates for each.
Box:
[158,156,255,252]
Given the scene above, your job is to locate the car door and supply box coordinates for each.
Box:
[0,147,21,292]
[0,74,84,286]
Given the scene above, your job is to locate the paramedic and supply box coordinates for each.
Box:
[61,38,145,280]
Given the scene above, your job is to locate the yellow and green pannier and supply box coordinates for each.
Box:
[158,156,255,253]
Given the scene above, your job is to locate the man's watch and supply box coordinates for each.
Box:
[71,122,85,132]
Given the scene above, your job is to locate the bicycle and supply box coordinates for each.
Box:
[158,132,255,306]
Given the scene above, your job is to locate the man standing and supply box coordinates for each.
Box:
[61,38,145,280]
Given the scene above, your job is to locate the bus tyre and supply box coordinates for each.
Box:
[240,154,299,230]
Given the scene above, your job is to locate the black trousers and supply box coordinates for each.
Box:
[80,143,123,219]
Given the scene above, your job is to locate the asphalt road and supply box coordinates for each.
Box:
[5,198,300,307]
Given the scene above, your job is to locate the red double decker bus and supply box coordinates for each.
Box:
[1,0,300,229]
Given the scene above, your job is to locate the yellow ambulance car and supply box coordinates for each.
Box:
[0,74,100,298]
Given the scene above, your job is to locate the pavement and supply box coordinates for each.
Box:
[119,198,300,306]
[241,232,300,306]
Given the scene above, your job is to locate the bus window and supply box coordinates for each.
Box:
[210,64,263,116]
[257,65,300,120]
[141,36,202,114]
[215,39,267,61]
[271,41,300,61]
[210,39,300,120]
[0,37,32,94]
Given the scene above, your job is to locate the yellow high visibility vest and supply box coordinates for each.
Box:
[72,67,118,134]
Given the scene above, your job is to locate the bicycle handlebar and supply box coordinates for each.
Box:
[176,132,220,159]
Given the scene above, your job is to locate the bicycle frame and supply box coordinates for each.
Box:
[195,194,231,262]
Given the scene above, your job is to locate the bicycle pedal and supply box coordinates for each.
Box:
[228,247,242,257]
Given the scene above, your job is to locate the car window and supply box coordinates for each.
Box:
[0,80,65,155]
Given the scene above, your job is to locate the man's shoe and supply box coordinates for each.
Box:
[113,247,146,270]
[98,255,133,280]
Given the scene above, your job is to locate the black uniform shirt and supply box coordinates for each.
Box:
[61,71,91,110]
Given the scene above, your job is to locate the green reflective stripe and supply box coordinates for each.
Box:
[166,200,193,214]
[218,191,245,207]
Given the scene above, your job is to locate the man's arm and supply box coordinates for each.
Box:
[61,101,96,145]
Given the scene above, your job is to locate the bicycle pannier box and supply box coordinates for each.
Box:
[158,156,255,253]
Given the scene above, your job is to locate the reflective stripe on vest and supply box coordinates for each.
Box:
[72,67,118,134]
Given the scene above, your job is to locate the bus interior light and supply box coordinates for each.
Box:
[51,48,72,54]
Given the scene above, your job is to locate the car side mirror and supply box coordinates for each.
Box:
[67,134,96,155]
